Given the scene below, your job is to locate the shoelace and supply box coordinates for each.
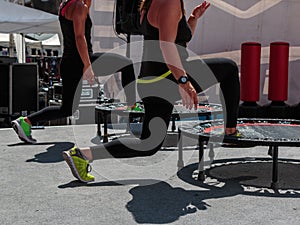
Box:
[87,164,92,173]
[73,148,92,173]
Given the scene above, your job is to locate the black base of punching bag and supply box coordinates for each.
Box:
[290,103,300,120]
[260,101,292,119]
[238,101,262,118]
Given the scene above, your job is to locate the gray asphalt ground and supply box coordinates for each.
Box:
[1,124,300,225]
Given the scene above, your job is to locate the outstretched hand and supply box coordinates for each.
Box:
[179,83,198,110]
[191,1,211,19]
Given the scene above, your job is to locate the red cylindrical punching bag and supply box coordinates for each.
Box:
[240,42,261,102]
[268,42,290,102]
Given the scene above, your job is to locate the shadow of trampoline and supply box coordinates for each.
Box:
[178,159,300,192]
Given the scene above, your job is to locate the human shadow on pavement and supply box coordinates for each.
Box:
[125,164,300,224]
[125,181,210,224]
[58,161,300,224]
[25,142,74,163]
[58,178,209,224]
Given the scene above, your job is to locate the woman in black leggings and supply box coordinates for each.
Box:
[26,53,135,125]
[62,0,241,183]
[11,0,136,144]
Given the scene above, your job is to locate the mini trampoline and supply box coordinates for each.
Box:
[178,118,300,190]
[95,102,223,142]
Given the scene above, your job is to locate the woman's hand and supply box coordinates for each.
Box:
[83,65,95,86]
[179,82,198,110]
[191,1,210,19]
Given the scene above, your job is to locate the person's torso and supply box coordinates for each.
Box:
[141,1,192,47]
[59,0,93,58]
[139,0,192,79]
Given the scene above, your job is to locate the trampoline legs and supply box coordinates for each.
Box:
[268,146,273,156]
[177,131,205,181]
[103,113,108,143]
[95,110,108,142]
[97,114,102,137]
[171,116,176,132]
[270,146,279,190]
[177,129,184,170]
[197,139,205,181]
[208,143,215,163]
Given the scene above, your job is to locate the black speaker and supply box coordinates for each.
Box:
[31,0,60,15]
[11,63,39,115]
[0,63,10,115]
[115,0,142,35]
[0,63,38,118]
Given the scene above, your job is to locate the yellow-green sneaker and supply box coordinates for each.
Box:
[224,130,244,139]
[63,147,94,183]
[222,130,256,147]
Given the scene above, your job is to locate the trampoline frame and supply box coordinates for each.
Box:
[95,102,223,142]
[178,118,300,190]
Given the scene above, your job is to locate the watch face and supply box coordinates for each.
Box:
[180,76,188,84]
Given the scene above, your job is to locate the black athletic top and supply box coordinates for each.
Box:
[139,0,192,79]
[59,0,93,58]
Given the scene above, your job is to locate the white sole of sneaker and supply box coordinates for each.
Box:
[62,151,94,183]
[11,120,36,144]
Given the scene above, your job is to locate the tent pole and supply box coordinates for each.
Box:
[9,34,14,57]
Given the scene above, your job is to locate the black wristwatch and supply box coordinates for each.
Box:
[177,75,189,84]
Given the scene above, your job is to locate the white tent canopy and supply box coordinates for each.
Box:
[1,33,60,47]
[26,33,60,46]
[0,0,61,61]
[42,34,60,46]
[0,33,9,46]
[26,33,62,56]
[0,0,60,34]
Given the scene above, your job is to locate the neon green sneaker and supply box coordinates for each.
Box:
[63,146,94,183]
[11,117,36,144]
[224,130,244,139]
[222,130,256,147]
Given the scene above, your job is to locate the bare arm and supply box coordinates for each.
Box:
[157,1,184,81]
[152,0,198,109]
[65,1,94,85]
[188,1,210,35]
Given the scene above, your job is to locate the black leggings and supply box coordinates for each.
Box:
[90,57,240,159]
[28,53,136,124]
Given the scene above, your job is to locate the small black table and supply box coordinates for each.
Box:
[178,118,300,190]
[95,102,223,143]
